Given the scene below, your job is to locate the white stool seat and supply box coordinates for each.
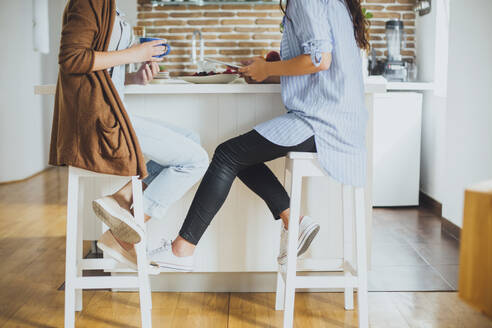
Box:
[64,166,152,328]
[286,152,318,160]
[276,152,369,328]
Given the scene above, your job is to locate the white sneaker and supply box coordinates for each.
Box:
[97,230,160,275]
[92,196,144,244]
[277,216,320,265]
[148,238,194,272]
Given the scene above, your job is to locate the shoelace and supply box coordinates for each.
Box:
[148,238,172,256]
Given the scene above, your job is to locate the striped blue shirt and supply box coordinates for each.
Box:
[255,0,368,187]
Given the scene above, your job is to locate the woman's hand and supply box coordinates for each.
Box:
[128,40,168,63]
[127,62,160,85]
[93,40,167,72]
[239,57,270,82]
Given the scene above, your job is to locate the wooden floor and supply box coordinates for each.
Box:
[370,206,460,291]
[1,167,491,328]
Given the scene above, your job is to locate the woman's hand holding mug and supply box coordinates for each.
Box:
[129,39,169,62]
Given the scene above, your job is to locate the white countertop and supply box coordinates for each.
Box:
[35,76,435,95]
[34,76,389,95]
[34,83,282,95]
[387,81,435,91]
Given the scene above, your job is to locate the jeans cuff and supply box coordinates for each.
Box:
[143,194,168,219]
[142,160,164,186]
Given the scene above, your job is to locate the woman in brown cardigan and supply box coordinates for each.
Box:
[52,0,209,269]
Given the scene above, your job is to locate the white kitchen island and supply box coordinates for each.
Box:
[35,77,386,291]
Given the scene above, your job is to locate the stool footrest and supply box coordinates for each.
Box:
[295,274,359,289]
[73,276,139,289]
[79,258,129,271]
[279,270,360,289]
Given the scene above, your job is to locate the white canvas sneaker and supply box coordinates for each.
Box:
[97,230,138,270]
[277,215,320,265]
[97,230,160,275]
[148,238,194,272]
[92,196,144,244]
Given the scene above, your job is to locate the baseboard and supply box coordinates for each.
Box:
[419,191,442,217]
[441,217,461,241]
[419,191,461,241]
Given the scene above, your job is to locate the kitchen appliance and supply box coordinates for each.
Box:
[383,20,408,82]
[414,0,431,16]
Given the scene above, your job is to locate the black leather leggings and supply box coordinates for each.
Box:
[179,130,316,245]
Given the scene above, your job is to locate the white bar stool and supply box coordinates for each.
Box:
[275,152,369,328]
[64,166,152,328]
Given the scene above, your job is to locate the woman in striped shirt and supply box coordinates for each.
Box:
[149,0,370,271]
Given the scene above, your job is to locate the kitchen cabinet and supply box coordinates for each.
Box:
[373,92,423,206]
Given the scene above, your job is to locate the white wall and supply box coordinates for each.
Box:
[442,0,492,227]
[416,0,450,204]
[0,1,60,183]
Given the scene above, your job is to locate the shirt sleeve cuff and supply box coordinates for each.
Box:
[301,40,333,67]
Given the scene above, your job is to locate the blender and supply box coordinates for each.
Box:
[383,20,408,82]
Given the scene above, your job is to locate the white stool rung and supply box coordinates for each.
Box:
[73,276,140,289]
[295,275,359,289]
[79,258,128,271]
[279,270,359,287]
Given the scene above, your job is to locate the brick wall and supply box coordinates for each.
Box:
[137,0,417,76]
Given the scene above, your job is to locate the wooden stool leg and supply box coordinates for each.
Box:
[64,168,79,328]
[355,187,369,328]
[283,164,302,328]
[132,177,152,328]
[342,185,354,311]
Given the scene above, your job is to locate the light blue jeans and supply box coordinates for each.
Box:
[129,114,209,219]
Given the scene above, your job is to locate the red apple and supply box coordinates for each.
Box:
[266,51,281,62]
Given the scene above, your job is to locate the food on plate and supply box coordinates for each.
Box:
[193,71,217,76]
[266,51,281,62]
[192,68,238,76]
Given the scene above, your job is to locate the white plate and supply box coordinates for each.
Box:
[150,78,190,84]
[178,74,239,84]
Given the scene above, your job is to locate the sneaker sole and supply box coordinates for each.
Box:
[92,199,142,244]
[277,223,320,265]
[97,241,160,275]
[97,240,138,270]
[297,223,320,258]
[153,261,193,272]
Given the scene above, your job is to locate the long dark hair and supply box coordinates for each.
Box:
[280,0,370,50]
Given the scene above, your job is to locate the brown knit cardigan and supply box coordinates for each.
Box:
[49,0,148,179]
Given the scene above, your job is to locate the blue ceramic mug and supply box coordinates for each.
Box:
[139,37,171,58]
